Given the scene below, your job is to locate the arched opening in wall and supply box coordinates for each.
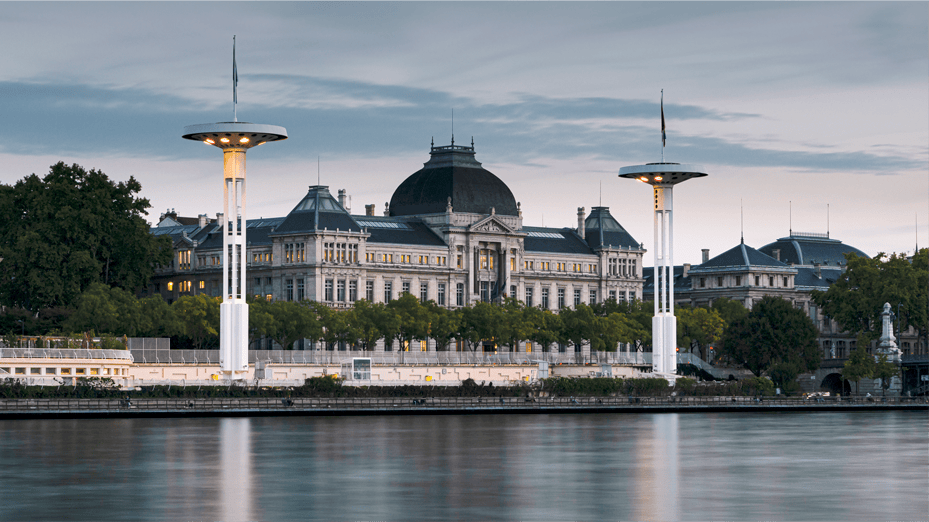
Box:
[821,373,851,395]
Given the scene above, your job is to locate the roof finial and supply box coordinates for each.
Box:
[431,136,434,148]
[740,199,744,244]
[451,108,454,146]
[471,136,474,149]
[827,203,830,239]
[789,200,792,236]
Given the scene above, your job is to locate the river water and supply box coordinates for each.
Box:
[0,411,925,521]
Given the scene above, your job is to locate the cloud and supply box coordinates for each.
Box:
[0,77,922,178]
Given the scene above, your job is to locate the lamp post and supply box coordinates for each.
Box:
[182,123,287,379]
[619,163,707,376]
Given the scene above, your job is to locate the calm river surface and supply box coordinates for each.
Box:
[0,411,926,521]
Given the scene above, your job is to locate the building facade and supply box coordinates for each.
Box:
[148,141,646,354]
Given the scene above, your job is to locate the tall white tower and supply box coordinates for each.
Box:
[182,123,287,378]
[619,163,707,375]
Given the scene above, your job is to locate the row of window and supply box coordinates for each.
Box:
[607,258,636,277]
[285,243,307,263]
[2,367,128,376]
[698,275,790,288]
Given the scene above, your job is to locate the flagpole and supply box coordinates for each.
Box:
[233,35,238,122]
[661,89,665,163]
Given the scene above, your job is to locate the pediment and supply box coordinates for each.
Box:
[469,215,514,234]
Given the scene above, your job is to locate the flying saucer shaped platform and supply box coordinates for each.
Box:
[182,122,288,150]
[618,162,707,185]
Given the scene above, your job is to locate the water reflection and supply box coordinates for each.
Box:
[0,412,925,521]
[220,418,253,522]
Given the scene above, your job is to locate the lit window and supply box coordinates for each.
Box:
[167,282,174,292]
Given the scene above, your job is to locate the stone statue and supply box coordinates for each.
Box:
[877,302,901,362]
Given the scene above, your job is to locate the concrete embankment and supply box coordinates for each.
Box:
[1,396,926,419]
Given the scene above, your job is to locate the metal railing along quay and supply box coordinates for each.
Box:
[0,395,925,417]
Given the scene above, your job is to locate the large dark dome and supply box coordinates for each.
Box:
[759,233,868,267]
[389,141,518,217]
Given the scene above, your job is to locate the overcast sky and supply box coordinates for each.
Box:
[1,2,926,265]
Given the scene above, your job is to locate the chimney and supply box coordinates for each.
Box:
[338,189,348,211]
[814,263,821,278]
[383,202,390,217]
[772,248,781,261]
[682,263,691,278]
[701,249,710,264]
[577,207,586,238]
[365,204,375,217]
[216,212,224,225]
[198,214,208,228]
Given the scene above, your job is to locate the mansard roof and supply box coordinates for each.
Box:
[353,216,447,246]
[274,185,362,234]
[523,227,595,255]
[759,233,867,267]
[690,242,792,272]
[584,206,641,250]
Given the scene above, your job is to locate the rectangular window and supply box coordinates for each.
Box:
[510,285,517,299]
[700,277,706,288]
[366,281,374,302]
[755,276,760,286]
[526,287,534,307]
[783,276,789,287]
[480,281,490,302]
[735,276,742,286]
[525,342,532,353]
[324,279,333,302]
[402,281,410,295]
[456,283,464,306]
[75,368,86,375]
[420,340,427,352]
[717,277,724,287]
[349,281,358,302]
[420,282,429,302]
[384,281,393,302]
[61,368,71,375]
[609,290,616,302]
[510,257,516,271]
[769,276,775,286]
[457,255,463,269]
[337,280,346,302]
[574,289,581,306]
[558,288,565,309]
[286,279,294,301]
[437,283,446,305]
[619,291,627,303]
[46,368,57,375]
[167,282,174,292]
[297,279,305,301]
[480,250,488,269]
[589,289,597,304]
[541,288,550,309]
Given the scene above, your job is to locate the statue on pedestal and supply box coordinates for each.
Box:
[877,302,901,362]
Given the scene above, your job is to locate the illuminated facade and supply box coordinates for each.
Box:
[149,141,646,355]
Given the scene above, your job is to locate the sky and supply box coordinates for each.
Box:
[1,2,926,266]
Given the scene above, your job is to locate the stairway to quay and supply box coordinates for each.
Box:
[1,396,926,419]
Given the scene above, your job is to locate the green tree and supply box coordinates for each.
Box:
[813,249,928,350]
[387,293,430,351]
[677,306,726,359]
[842,344,874,395]
[138,294,179,338]
[65,283,143,336]
[268,301,320,350]
[459,301,504,351]
[351,300,393,351]
[246,296,275,349]
[523,306,563,353]
[172,295,220,350]
[425,301,461,352]
[0,162,172,310]
[497,298,530,352]
[720,296,821,381]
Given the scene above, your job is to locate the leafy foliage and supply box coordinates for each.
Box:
[720,296,820,380]
[0,162,172,310]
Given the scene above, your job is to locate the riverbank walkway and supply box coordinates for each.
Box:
[1,396,926,418]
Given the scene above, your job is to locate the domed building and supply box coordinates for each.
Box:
[149,140,646,359]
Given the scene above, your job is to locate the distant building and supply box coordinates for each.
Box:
[645,233,925,358]
[148,141,646,355]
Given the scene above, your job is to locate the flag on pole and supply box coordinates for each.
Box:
[661,90,666,148]
[233,36,238,105]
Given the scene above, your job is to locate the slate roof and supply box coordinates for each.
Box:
[693,242,790,270]
[358,219,447,246]
[643,266,692,294]
[273,186,362,234]
[523,227,595,255]
[794,266,843,290]
[389,143,518,216]
[584,206,641,250]
[759,234,867,267]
